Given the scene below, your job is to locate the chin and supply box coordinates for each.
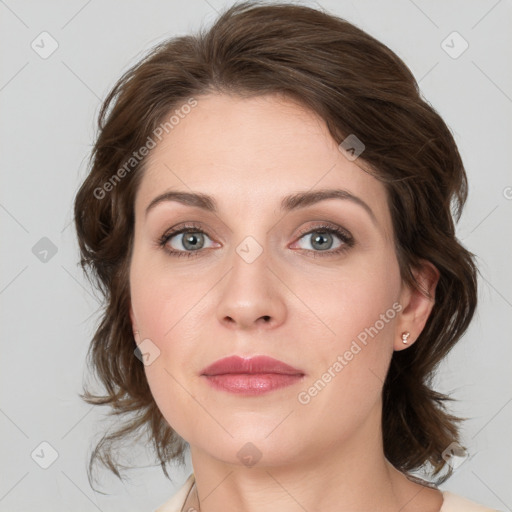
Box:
[191,426,309,468]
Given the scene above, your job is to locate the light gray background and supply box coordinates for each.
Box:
[1,1,511,511]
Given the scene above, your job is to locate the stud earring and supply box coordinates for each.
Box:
[133,330,140,342]
[401,332,410,344]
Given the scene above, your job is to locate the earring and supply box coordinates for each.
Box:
[401,332,410,344]
[134,330,140,342]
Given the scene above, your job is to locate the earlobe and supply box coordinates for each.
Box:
[394,259,440,351]
[400,332,411,345]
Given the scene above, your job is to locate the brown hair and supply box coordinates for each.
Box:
[74,0,478,489]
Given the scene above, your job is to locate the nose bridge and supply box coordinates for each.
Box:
[215,230,286,329]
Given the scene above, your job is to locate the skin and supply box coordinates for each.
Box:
[129,93,442,512]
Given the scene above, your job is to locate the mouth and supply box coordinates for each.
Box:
[200,355,305,395]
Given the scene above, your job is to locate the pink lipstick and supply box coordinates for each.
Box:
[201,355,305,395]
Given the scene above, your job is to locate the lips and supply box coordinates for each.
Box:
[200,355,304,376]
[201,355,305,395]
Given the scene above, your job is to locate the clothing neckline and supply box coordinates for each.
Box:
[179,473,447,511]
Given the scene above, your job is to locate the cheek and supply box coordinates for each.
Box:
[129,255,210,437]
[305,249,402,347]
[296,252,401,414]
[129,249,205,340]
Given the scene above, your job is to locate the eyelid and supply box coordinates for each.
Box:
[294,221,352,240]
[159,221,220,242]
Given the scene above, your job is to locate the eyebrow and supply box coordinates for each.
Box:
[145,188,377,224]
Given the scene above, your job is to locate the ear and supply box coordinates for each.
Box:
[394,259,440,351]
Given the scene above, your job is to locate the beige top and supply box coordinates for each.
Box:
[155,473,501,512]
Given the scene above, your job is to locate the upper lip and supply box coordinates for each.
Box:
[201,355,304,376]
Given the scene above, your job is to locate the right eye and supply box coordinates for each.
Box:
[158,224,219,258]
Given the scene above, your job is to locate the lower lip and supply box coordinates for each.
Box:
[202,373,304,395]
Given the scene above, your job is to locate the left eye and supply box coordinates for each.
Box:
[294,228,347,252]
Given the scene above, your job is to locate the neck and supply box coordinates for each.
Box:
[183,402,443,512]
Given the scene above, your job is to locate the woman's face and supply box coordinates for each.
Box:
[129,92,409,467]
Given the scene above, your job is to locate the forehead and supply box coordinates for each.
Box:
[135,93,390,229]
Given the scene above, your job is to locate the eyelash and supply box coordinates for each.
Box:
[157,222,355,259]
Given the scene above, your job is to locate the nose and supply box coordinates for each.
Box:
[215,241,287,331]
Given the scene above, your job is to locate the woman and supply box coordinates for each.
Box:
[74,2,499,511]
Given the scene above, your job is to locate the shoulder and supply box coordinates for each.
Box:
[154,473,195,512]
[441,490,502,512]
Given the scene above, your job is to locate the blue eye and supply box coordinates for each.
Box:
[293,224,354,257]
[158,224,216,258]
[158,222,354,258]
